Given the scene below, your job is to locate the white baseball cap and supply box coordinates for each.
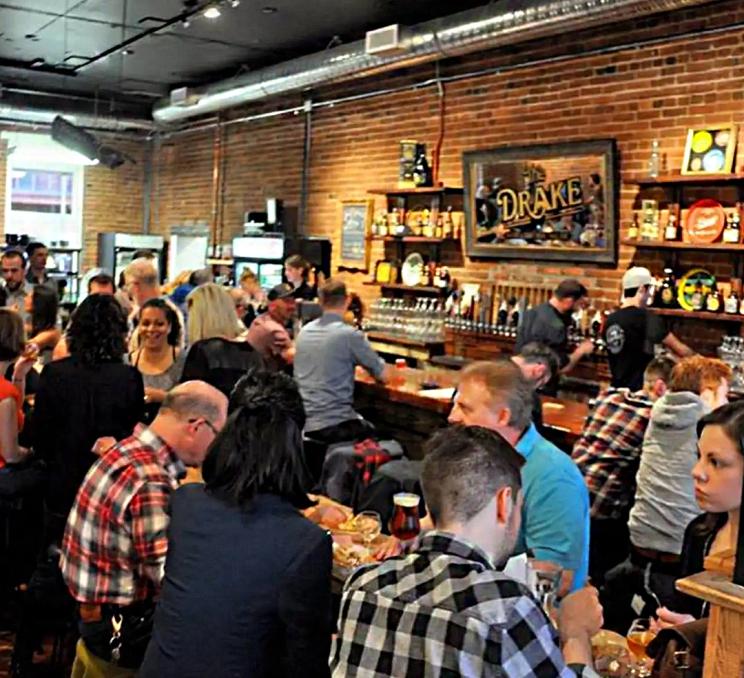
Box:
[622,266,656,291]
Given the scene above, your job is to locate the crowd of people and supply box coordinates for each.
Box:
[0,241,739,677]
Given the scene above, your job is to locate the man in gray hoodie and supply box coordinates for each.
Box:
[602,355,731,631]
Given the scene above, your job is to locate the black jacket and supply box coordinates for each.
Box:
[179,338,264,398]
[140,486,332,678]
[33,356,144,519]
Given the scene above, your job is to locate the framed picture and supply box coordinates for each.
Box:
[681,126,738,175]
[339,199,373,272]
[463,139,618,263]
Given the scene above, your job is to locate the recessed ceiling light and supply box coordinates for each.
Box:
[122,48,134,55]
[230,0,241,6]
[204,6,221,18]
[261,6,278,14]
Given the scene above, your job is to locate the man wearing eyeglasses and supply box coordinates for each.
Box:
[60,380,228,676]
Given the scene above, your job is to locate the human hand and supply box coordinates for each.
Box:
[558,586,604,643]
[13,344,39,381]
[652,607,695,631]
[92,437,117,456]
[373,536,403,561]
[305,504,348,529]
[578,339,595,357]
[144,387,167,404]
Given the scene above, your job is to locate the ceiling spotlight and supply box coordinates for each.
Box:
[203,6,221,18]
[261,6,278,14]
[230,0,240,6]
[182,18,191,28]
[122,48,134,55]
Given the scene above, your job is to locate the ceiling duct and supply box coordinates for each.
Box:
[0,104,154,133]
[153,0,715,124]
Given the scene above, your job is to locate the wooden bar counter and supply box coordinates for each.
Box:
[354,367,588,457]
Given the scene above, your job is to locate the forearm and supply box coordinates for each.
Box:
[561,635,594,667]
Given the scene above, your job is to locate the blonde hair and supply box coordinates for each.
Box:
[187,283,239,344]
[239,268,258,284]
[124,258,159,288]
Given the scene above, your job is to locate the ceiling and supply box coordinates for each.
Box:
[0,0,493,120]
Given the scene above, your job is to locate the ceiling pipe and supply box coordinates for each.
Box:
[0,105,154,134]
[153,0,716,124]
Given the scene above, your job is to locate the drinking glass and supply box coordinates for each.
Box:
[355,511,382,548]
[526,561,563,622]
[626,618,656,677]
[391,493,421,541]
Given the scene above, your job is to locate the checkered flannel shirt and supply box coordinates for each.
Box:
[331,531,597,677]
[571,388,652,521]
[60,424,186,607]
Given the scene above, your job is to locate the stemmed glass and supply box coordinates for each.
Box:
[626,618,656,677]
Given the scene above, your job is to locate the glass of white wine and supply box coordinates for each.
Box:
[355,511,382,549]
[626,618,656,677]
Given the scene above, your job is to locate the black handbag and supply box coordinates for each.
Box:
[646,618,707,678]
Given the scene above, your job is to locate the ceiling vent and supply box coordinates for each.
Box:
[365,24,404,56]
[169,86,199,107]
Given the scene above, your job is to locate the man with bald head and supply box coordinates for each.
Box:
[61,380,228,676]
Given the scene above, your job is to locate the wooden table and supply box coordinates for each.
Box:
[354,368,588,456]
[677,571,744,677]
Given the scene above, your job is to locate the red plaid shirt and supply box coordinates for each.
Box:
[60,424,186,606]
[571,388,652,521]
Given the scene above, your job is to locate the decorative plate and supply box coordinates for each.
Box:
[401,252,425,287]
[684,199,726,244]
[677,268,716,311]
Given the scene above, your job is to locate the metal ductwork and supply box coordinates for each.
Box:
[0,105,154,134]
[153,0,714,125]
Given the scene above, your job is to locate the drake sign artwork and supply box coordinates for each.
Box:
[463,139,618,264]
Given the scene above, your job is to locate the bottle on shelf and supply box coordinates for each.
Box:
[648,139,661,178]
[591,309,603,336]
[434,213,444,239]
[412,147,432,187]
[655,268,678,308]
[705,285,723,313]
[497,297,509,328]
[691,280,705,311]
[664,210,678,242]
[725,288,740,315]
[628,212,640,240]
[723,208,741,244]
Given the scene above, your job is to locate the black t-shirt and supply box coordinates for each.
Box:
[604,306,668,390]
[515,302,571,367]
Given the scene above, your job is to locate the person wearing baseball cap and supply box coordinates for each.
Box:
[604,267,693,389]
[245,283,296,371]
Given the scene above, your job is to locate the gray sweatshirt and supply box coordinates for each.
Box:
[628,391,706,555]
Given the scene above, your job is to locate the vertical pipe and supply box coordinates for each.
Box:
[298,98,312,235]
[210,122,222,256]
[142,139,153,234]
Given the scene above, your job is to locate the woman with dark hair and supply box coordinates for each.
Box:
[284,254,316,301]
[140,370,332,678]
[24,284,60,363]
[129,298,184,421]
[33,294,144,543]
[0,309,35,464]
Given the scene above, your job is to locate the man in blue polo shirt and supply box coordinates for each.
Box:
[449,359,589,594]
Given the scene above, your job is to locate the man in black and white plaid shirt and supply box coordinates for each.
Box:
[331,426,602,677]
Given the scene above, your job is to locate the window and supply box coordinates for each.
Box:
[3,132,88,248]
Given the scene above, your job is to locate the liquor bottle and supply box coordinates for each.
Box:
[656,268,677,308]
[629,212,640,240]
[591,309,602,336]
[434,213,444,239]
[705,286,722,313]
[443,207,454,239]
[691,280,705,311]
[664,212,678,242]
[725,289,740,314]
[412,147,432,187]
[648,139,660,178]
[723,208,741,244]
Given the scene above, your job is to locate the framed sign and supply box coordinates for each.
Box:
[681,126,737,175]
[339,199,373,272]
[463,139,618,264]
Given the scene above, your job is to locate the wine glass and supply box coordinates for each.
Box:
[355,511,382,549]
[626,618,656,677]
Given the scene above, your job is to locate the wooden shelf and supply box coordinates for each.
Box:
[367,186,463,196]
[366,331,444,348]
[369,236,459,244]
[652,308,744,321]
[363,282,443,294]
[624,173,744,186]
[621,239,744,252]
[206,257,234,265]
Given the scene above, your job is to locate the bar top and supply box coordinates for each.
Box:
[354,367,588,441]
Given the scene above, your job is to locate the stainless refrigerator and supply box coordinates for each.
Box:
[98,233,166,284]
[232,235,285,289]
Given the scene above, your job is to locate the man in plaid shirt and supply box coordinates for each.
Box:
[332,426,603,677]
[60,380,228,675]
[572,356,673,584]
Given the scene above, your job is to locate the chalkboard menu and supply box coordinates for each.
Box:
[340,200,372,270]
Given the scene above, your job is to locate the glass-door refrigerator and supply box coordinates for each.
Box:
[98,233,166,284]
[232,235,285,289]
